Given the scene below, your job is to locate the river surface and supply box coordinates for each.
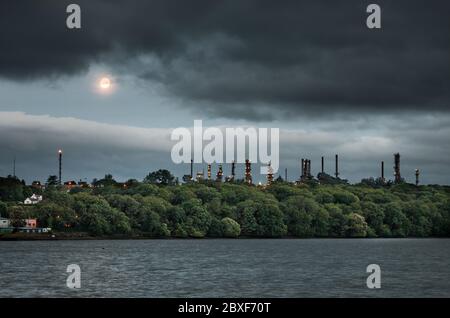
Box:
[0,239,449,297]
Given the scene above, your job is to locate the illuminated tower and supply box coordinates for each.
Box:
[58,149,63,185]
[207,164,212,180]
[216,164,223,182]
[267,161,274,185]
[245,159,252,184]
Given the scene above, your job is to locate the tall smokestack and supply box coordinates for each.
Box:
[216,164,223,182]
[190,159,193,180]
[231,161,235,180]
[321,156,324,174]
[285,168,288,182]
[267,161,273,185]
[381,161,385,181]
[415,169,420,186]
[394,153,401,183]
[58,149,62,185]
[245,159,252,184]
[335,154,339,179]
[301,158,304,179]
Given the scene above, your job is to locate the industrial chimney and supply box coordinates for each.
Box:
[231,161,236,181]
[267,161,274,185]
[394,153,401,183]
[301,158,305,180]
[335,154,339,179]
[245,159,252,184]
[216,164,223,182]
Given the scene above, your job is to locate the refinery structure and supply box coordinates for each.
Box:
[5,149,422,188]
[182,152,417,187]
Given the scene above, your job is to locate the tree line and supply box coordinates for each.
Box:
[1,171,450,238]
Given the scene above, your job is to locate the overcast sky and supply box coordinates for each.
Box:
[0,0,449,184]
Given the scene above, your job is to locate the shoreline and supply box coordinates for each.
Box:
[0,233,448,241]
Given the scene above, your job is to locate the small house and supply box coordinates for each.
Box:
[0,217,10,228]
[25,219,37,228]
[24,194,43,205]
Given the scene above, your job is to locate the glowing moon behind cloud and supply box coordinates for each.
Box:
[99,77,111,89]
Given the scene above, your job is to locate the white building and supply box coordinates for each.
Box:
[0,217,10,228]
[24,194,43,205]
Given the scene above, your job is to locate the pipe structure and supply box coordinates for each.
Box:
[231,161,235,180]
[394,153,401,183]
[335,154,339,179]
[301,158,304,179]
[245,159,252,184]
[216,164,223,182]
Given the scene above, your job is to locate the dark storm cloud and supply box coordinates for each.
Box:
[1,0,449,119]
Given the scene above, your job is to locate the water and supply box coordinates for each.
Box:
[0,239,449,298]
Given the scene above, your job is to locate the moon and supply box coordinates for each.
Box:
[99,77,111,90]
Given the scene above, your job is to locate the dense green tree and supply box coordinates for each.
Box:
[193,185,221,204]
[383,202,410,237]
[8,206,27,227]
[345,213,368,237]
[361,201,385,236]
[144,169,175,186]
[46,175,58,186]
[170,187,196,205]
[282,196,316,237]
[207,217,224,237]
[0,176,27,202]
[0,201,7,217]
[236,200,259,236]
[252,199,287,237]
[266,184,305,202]
[333,190,359,205]
[182,199,212,237]
[221,217,241,238]
[326,204,347,237]
[1,176,449,239]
